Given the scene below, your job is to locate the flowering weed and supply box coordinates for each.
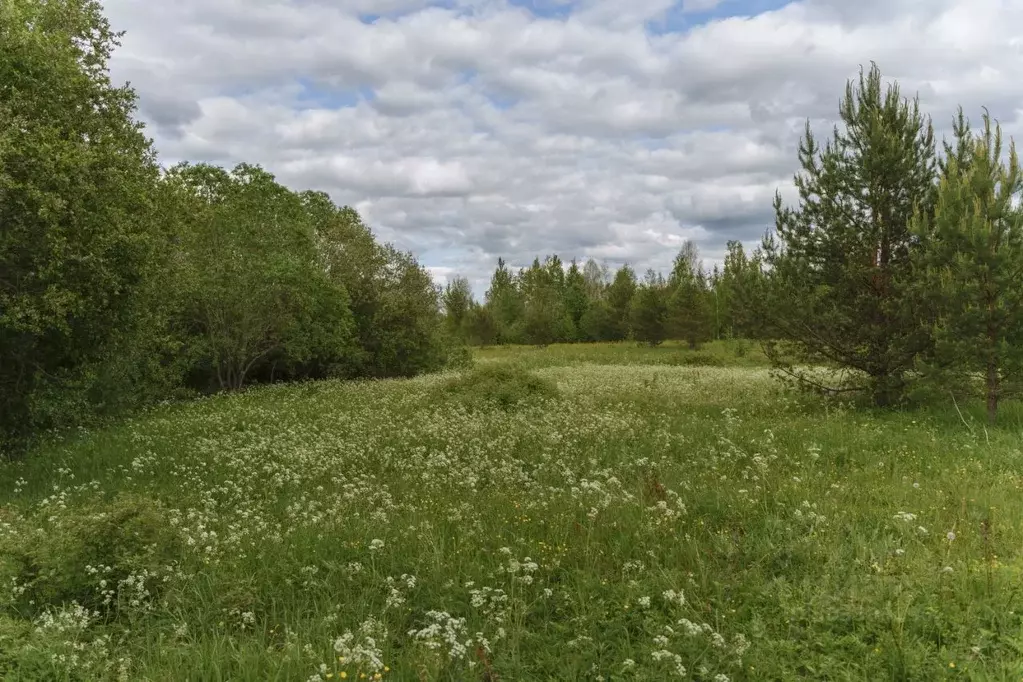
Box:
[1,347,1022,679]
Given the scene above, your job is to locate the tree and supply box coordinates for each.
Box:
[666,242,713,348]
[167,163,355,391]
[465,303,499,347]
[582,258,610,300]
[304,193,446,378]
[442,276,474,341]
[630,271,669,346]
[485,258,524,344]
[911,110,1023,424]
[0,0,161,451]
[564,260,589,340]
[606,265,638,341]
[760,63,937,406]
[719,241,767,339]
[579,299,615,341]
[520,256,573,346]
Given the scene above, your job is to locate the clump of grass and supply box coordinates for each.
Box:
[2,494,181,620]
[435,364,560,410]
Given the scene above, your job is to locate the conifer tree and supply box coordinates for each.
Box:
[666,242,713,348]
[564,260,589,340]
[911,110,1023,423]
[606,265,637,341]
[761,64,937,405]
[630,271,669,346]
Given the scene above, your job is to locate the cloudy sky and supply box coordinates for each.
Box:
[101,0,1023,296]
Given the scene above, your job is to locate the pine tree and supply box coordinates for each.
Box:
[606,265,637,341]
[761,63,937,406]
[911,110,1023,424]
[630,271,669,346]
[666,242,713,349]
[564,260,589,341]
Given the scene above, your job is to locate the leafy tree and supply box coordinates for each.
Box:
[521,256,572,346]
[442,276,474,341]
[911,110,1023,423]
[630,271,669,346]
[760,63,937,406]
[582,258,610,300]
[0,0,161,451]
[363,245,447,377]
[485,258,524,344]
[167,163,355,391]
[304,193,446,378]
[606,265,638,341]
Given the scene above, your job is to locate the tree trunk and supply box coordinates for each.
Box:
[986,360,999,425]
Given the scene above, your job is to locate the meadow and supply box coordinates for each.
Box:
[2,342,1023,681]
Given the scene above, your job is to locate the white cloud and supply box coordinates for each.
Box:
[100,0,1023,295]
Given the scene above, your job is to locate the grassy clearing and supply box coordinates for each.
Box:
[2,346,1023,680]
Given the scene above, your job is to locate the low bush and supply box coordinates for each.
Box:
[435,364,559,410]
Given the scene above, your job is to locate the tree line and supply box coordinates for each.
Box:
[441,240,764,349]
[445,65,1023,424]
[1,0,458,455]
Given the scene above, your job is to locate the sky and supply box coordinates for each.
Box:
[101,0,1023,297]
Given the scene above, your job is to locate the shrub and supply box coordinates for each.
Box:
[435,365,559,410]
[2,495,182,620]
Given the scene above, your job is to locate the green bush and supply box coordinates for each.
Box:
[436,365,559,410]
[2,495,182,620]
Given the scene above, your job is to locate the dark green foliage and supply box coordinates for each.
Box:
[521,256,574,346]
[0,0,455,454]
[0,0,160,452]
[630,271,669,346]
[166,163,358,390]
[760,63,938,406]
[465,303,499,347]
[564,260,589,339]
[606,265,638,341]
[910,109,1023,423]
[666,242,714,349]
[578,299,616,341]
[1,495,181,619]
[436,364,560,410]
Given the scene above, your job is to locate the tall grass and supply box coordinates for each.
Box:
[1,347,1022,680]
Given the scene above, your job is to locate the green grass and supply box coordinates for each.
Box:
[2,344,1023,680]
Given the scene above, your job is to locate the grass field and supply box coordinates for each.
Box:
[2,342,1023,680]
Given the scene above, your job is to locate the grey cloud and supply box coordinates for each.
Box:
[99,0,1023,289]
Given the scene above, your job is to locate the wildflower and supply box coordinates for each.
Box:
[946,530,956,542]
